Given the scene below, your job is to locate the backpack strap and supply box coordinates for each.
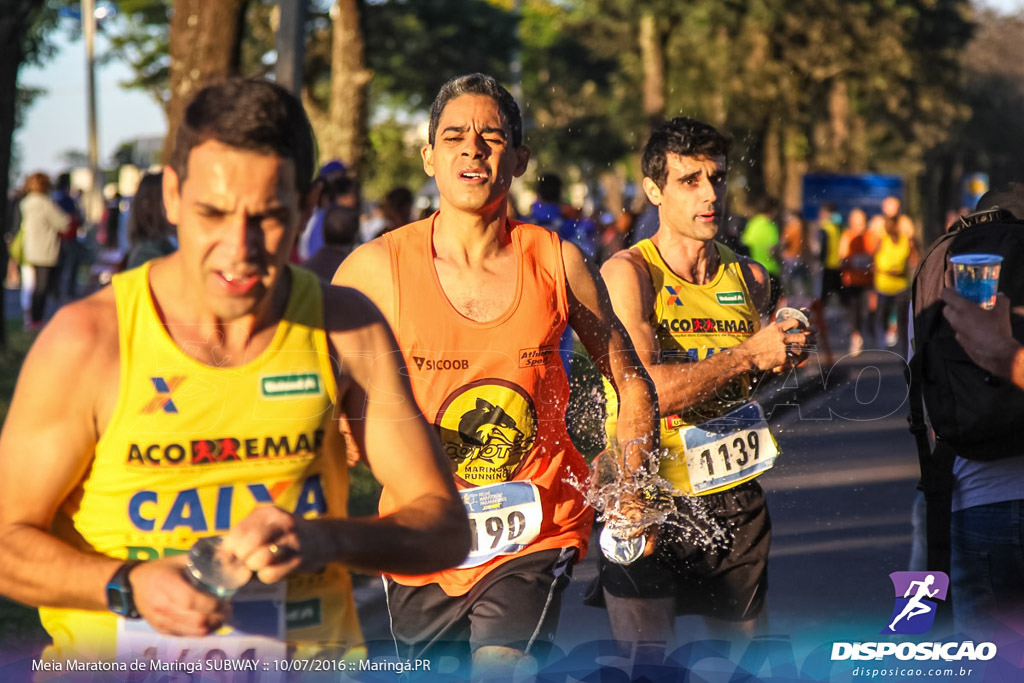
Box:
[950,207,1015,233]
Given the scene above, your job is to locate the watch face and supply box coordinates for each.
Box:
[107,585,128,614]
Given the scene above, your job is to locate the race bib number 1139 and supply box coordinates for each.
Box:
[682,402,779,494]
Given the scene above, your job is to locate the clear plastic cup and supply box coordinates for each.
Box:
[774,307,809,329]
[950,254,1002,310]
[599,525,646,565]
[185,536,252,599]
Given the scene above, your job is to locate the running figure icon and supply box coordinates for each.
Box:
[888,574,939,632]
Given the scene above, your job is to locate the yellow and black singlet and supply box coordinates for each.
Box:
[39,263,362,662]
[605,240,779,496]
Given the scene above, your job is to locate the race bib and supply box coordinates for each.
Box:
[115,581,287,678]
[682,402,779,494]
[458,481,543,568]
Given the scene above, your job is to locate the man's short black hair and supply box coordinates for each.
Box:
[536,173,563,203]
[171,78,316,196]
[427,73,522,148]
[642,117,730,190]
[322,206,361,246]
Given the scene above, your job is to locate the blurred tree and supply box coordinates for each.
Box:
[161,0,249,162]
[304,0,371,176]
[101,0,172,109]
[924,6,1024,241]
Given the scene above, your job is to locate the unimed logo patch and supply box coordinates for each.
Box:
[260,373,322,399]
[716,291,746,305]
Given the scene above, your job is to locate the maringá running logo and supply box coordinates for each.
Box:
[883,571,949,635]
[435,379,538,487]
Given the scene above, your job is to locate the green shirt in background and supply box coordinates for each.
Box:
[741,213,781,276]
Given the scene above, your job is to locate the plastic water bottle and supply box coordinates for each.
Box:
[185,536,252,599]
[599,525,646,565]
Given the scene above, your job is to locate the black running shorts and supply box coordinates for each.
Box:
[591,480,771,621]
[385,547,576,664]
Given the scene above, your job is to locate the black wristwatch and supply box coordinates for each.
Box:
[106,561,142,619]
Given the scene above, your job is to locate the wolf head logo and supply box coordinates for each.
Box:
[454,398,526,466]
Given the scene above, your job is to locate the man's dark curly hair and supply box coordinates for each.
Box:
[642,117,730,190]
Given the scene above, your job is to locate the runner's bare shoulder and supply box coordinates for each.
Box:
[320,280,394,343]
[32,286,119,367]
[734,254,771,312]
[330,237,394,321]
[17,286,120,425]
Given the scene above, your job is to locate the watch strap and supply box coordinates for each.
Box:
[106,561,142,619]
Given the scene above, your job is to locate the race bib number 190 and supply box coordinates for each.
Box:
[682,402,779,494]
[458,481,543,568]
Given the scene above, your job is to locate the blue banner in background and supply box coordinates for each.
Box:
[802,173,904,224]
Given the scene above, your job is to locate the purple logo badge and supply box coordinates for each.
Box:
[883,571,949,634]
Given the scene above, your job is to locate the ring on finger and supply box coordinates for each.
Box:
[267,542,281,559]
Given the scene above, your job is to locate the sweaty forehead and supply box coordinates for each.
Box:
[665,153,727,175]
[438,94,509,132]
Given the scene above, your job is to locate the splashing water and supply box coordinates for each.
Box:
[564,441,733,550]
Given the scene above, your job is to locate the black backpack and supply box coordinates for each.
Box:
[906,207,1024,571]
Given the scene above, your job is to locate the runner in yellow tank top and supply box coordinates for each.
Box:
[596,117,813,646]
[0,79,468,667]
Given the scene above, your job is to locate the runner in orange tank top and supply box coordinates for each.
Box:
[334,73,659,677]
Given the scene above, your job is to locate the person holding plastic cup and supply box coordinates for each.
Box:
[942,289,1024,388]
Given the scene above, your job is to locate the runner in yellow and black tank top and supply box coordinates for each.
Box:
[38,263,363,662]
[604,239,775,496]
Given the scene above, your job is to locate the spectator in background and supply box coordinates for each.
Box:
[377,187,415,238]
[838,208,874,356]
[873,204,918,357]
[741,195,782,312]
[303,205,361,281]
[780,210,832,365]
[124,172,176,270]
[301,173,359,260]
[100,185,122,250]
[52,172,83,301]
[20,172,69,331]
[817,202,842,306]
[529,173,598,259]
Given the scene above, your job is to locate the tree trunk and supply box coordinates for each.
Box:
[638,11,665,136]
[0,0,44,348]
[322,0,371,178]
[782,124,808,212]
[762,116,783,201]
[162,0,247,164]
[828,78,850,164]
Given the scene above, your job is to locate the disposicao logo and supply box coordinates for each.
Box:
[830,570,996,664]
[883,571,948,635]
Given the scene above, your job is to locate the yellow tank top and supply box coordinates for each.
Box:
[821,219,841,270]
[874,231,912,295]
[604,240,764,495]
[39,263,362,661]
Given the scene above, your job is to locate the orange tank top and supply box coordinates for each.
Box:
[379,215,592,596]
